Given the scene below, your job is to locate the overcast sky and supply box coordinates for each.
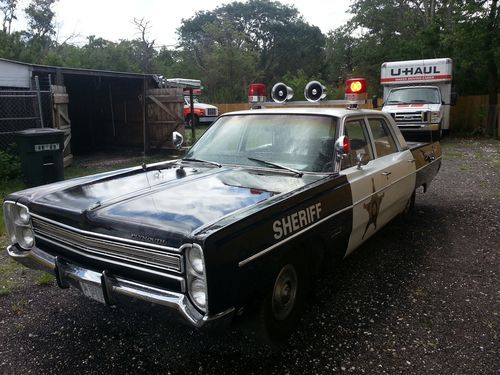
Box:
[12,0,353,48]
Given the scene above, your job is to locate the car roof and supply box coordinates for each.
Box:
[220,107,386,118]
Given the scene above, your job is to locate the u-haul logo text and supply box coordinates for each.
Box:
[390,66,440,76]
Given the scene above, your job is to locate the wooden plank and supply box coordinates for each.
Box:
[148,120,178,124]
[63,154,73,168]
[53,94,69,104]
[146,95,183,102]
[148,95,184,122]
[58,108,71,126]
[64,134,71,149]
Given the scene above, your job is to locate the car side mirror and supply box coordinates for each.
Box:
[172,131,184,149]
[450,92,458,106]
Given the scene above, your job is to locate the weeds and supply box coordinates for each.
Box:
[36,272,55,286]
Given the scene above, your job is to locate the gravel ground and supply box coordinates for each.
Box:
[0,138,498,374]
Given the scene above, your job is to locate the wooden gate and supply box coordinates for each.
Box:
[146,88,184,149]
[51,85,73,166]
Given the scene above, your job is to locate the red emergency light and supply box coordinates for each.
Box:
[345,78,367,101]
[248,83,267,103]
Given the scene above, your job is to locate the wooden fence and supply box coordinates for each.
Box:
[215,94,499,135]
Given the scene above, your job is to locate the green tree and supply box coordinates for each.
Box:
[0,0,17,33]
[178,0,326,99]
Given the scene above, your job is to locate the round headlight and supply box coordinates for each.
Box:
[190,278,207,308]
[188,248,204,274]
[18,206,31,225]
[17,227,35,249]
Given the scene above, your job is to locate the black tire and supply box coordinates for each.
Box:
[258,255,310,343]
[185,114,199,128]
[431,123,442,141]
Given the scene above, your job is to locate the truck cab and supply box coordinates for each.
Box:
[183,96,219,127]
[381,58,455,140]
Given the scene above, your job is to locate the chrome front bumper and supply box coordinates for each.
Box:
[397,123,440,131]
[7,245,234,329]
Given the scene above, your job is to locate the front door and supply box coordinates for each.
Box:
[341,116,415,255]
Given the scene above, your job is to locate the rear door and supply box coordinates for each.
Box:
[366,116,415,226]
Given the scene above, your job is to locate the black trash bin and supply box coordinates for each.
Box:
[16,128,65,187]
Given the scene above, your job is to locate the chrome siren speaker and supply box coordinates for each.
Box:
[271,82,294,103]
[304,81,327,102]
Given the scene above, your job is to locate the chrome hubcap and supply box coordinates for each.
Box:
[271,264,297,321]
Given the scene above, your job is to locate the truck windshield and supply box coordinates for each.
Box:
[184,97,200,105]
[386,87,441,104]
[184,114,338,173]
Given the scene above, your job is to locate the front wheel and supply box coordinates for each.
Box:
[258,257,310,343]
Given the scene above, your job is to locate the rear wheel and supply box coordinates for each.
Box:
[258,255,310,343]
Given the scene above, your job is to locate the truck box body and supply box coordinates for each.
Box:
[381,58,453,136]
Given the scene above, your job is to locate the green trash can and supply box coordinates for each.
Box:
[16,128,65,187]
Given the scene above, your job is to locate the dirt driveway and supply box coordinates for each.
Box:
[0,138,498,374]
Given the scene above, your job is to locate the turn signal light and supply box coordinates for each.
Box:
[343,136,351,154]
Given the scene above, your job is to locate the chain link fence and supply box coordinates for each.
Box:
[0,77,53,150]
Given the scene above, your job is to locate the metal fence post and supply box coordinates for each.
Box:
[34,76,45,128]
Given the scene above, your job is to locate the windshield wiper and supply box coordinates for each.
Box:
[386,100,405,104]
[182,158,222,168]
[408,99,432,103]
[247,157,303,177]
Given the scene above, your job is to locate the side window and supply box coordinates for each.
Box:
[368,118,398,157]
[341,120,373,170]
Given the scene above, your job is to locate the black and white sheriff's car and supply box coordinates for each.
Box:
[3,79,441,342]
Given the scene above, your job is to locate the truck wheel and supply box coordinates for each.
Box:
[186,114,199,128]
[258,256,310,343]
[431,123,442,141]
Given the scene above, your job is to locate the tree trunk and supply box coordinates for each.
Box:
[485,0,498,138]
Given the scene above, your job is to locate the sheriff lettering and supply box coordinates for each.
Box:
[273,203,322,240]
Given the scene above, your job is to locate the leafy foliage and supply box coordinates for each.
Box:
[0,0,497,114]
[0,145,21,182]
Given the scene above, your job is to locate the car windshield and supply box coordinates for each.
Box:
[184,114,338,173]
[386,87,441,104]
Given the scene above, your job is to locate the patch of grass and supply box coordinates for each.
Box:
[459,164,470,171]
[443,150,461,160]
[0,255,25,297]
[36,272,55,286]
[185,126,208,146]
[12,298,28,314]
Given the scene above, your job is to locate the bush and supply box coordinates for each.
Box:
[0,145,21,182]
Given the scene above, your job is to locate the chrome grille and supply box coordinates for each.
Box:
[32,217,182,274]
[206,108,217,116]
[394,112,424,123]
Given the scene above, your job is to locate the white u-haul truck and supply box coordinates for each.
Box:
[381,58,456,140]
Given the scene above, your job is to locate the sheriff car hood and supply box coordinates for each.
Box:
[21,164,318,248]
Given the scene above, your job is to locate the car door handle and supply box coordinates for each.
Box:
[408,159,416,163]
[381,171,391,176]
